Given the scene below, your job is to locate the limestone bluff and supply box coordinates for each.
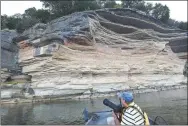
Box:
[1,8,187,101]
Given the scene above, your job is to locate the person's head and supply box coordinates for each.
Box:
[117,92,134,108]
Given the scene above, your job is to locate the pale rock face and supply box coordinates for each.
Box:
[3,8,187,99]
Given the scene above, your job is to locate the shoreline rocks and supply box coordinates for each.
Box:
[183,60,188,77]
[1,84,187,104]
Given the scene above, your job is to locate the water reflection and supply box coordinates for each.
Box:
[1,104,35,125]
[1,89,187,125]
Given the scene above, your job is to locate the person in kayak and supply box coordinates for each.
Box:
[112,92,149,125]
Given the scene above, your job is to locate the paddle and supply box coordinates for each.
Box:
[90,110,113,113]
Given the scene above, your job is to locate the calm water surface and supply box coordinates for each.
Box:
[1,88,187,125]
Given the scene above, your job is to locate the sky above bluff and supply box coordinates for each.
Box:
[1,1,187,22]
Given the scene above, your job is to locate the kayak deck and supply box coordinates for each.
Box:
[83,109,158,125]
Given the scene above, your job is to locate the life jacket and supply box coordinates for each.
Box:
[121,104,150,125]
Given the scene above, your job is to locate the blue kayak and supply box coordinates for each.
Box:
[82,98,168,125]
[83,108,160,125]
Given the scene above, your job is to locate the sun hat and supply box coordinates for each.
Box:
[117,92,133,102]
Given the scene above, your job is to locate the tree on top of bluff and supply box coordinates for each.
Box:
[1,7,51,33]
[121,0,170,23]
[103,0,118,8]
[178,22,188,30]
[152,3,170,23]
[1,0,187,32]
[41,0,101,19]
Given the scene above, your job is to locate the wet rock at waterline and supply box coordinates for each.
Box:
[183,60,188,77]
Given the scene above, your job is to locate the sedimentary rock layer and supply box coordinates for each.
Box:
[2,8,187,99]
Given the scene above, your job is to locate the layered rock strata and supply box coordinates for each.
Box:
[1,8,187,99]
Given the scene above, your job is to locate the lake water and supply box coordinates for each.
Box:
[1,88,187,125]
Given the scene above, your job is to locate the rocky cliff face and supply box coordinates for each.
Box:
[2,8,187,99]
[1,30,21,82]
